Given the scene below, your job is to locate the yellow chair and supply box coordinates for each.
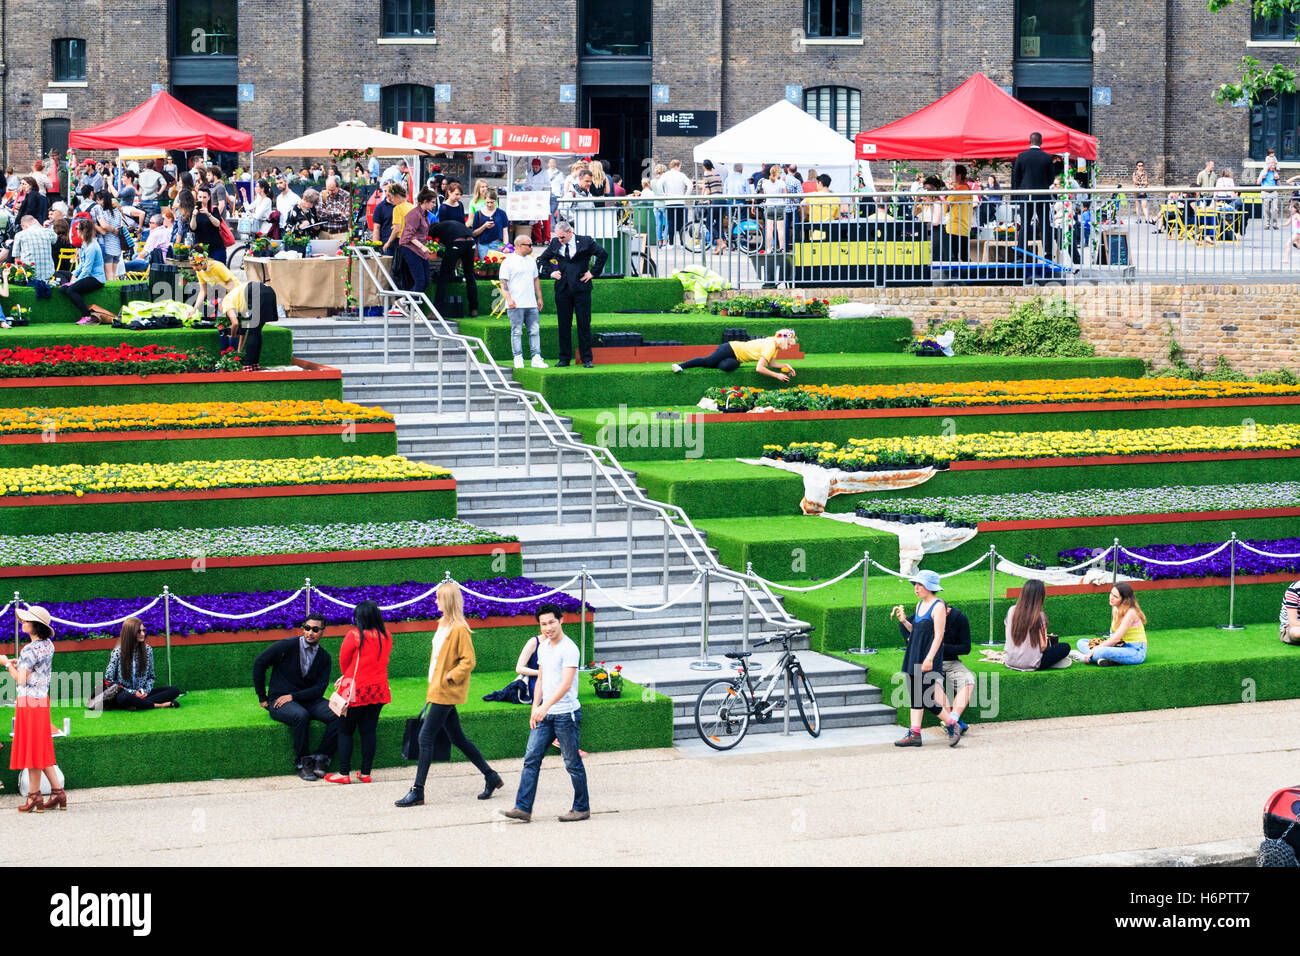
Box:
[54,247,78,272]
[121,270,149,282]
[1159,203,1187,240]
[488,279,508,319]
[1193,207,1218,244]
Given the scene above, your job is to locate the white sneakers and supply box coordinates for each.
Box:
[671,364,683,374]
[514,355,525,369]
[531,355,548,369]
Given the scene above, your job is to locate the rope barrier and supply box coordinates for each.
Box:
[752,559,865,592]
[1119,541,1232,566]
[454,575,583,604]
[35,596,162,630]
[0,603,10,622]
[587,573,704,614]
[168,589,304,621]
[870,559,912,580]
[1237,541,1300,560]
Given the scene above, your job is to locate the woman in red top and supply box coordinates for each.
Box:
[325,600,392,784]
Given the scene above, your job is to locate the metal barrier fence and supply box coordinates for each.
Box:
[556,185,1300,289]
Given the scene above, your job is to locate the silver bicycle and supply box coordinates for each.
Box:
[693,630,820,750]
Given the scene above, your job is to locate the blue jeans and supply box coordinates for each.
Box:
[514,710,588,813]
[1076,638,1147,665]
[507,306,541,358]
[654,208,668,243]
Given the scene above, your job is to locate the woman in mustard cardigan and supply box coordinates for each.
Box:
[395,581,504,807]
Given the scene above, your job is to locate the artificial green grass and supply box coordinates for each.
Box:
[4,672,671,790]
[695,516,899,582]
[0,324,293,367]
[5,280,148,324]
[0,375,342,410]
[630,457,1296,518]
[4,485,457,536]
[567,401,1300,462]
[428,276,684,314]
[842,624,1300,726]
[0,430,396,468]
[458,315,910,363]
[46,625,544,693]
[3,550,523,604]
[515,353,1145,408]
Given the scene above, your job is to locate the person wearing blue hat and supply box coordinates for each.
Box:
[891,569,964,747]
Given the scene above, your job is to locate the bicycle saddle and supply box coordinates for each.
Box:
[724,651,752,659]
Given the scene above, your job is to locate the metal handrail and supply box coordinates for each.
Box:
[351,247,806,631]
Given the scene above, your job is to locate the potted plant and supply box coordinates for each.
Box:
[6,261,34,286]
[589,662,623,699]
[282,234,310,255]
[171,243,191,261]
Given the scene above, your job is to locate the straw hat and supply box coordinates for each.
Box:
[17,605,54,633]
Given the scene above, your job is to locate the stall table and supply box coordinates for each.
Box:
[244,254,392,316]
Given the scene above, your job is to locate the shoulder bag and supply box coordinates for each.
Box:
[328,641,362,717]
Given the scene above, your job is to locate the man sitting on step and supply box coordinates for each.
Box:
[254,614,339,781]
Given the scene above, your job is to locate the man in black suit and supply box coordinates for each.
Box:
[429,218,479,317]
[253,614,338,781]
[1011,131,1059,262]
[537,219,608,367]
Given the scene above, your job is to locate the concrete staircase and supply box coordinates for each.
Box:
[286,316,896,744]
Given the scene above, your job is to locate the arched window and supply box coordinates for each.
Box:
[381,84,435,135]
[52,39,86,82]
[804,0,860,38]
[382,0,435,38]
[804,86,861,138]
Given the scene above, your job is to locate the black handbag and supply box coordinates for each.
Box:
[401,704,453,762]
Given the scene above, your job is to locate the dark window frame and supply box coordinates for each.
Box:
[1014,0,1094,61]
[1252,10,1300,41]
[381,0,435,38]
[805,0,861,39]
[1250,89,1300,162]
[380,84,436,136]
[804,85,862,138]
[170,0,239,57]
[52,38,86,82]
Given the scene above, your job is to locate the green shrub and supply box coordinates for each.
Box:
[934,296,1094,358]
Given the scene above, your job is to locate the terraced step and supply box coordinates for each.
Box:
[671,701,898,739]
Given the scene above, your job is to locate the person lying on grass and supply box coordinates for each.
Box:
[671,328,798,382]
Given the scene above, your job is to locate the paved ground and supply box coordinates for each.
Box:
[3,700,1294,866]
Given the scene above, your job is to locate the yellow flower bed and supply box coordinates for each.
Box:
[0,400,393,435]
[765,423,1300,471]
[0,456,449,497]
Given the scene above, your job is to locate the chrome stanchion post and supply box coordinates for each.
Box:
[1111,537,1120,587]
[625,504,634,589]
[986,546,998,646]
[847,550,876,655]
[492,394,501,468]
[163,586,173,686]
[578,566,591,670]
[1219,533,1245,631]
[689,568,721,671]
[12,590,19,656]
[304,577,311,618]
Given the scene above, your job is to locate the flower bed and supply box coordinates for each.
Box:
[0,518,513,567]
[0,399,391,435]
[0,343,231,378]
[0,455,447,498]
[707,377,1300,413]
[763,424,1300,471]
[1059,537,1300,581]
[855,482,1300,525]
[1,577,584,641]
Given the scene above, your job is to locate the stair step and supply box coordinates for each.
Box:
[670,682,883,717]
[671,702,898,739]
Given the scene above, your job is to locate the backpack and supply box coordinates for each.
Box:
[942,606,972,659]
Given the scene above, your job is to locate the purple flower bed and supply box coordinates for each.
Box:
[0,578,586,641]
[1058,538,1300,581]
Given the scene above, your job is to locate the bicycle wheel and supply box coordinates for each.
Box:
[227,243,248,274]
[683,220,707,253]
[791,663,821,737]
[694,678,750,750]
[735,223,763,253]
[636,253,657,277]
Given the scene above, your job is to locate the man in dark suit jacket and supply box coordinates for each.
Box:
[537,219,608,367]
[253,614,338,780]
[1011,132,1059,261]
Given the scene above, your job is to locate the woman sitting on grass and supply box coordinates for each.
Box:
[1078,582,1147,666]
[1004,579,1071,671]
[671,328,798,381]
[101,617,183,709]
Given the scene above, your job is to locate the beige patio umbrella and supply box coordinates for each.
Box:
[256,119,443,158]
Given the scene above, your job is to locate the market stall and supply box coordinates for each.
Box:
[243,254,392,316]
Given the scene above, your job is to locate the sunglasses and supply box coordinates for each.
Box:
[302,625,323,633]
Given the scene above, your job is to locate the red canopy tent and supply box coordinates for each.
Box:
[68,90,252,153]
[854,73,1097,161]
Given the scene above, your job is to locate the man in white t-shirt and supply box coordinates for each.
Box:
[657,159,692,244]
[501,602,589,822]
[499,235,548,369]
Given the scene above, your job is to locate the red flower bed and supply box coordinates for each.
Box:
[0,343,215,378]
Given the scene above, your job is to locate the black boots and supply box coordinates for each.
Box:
[477,771,504,800]
[395,785,425,808]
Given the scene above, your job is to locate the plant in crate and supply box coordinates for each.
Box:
[589,662,624,698]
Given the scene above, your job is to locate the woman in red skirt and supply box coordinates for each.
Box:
[1,606,64,812]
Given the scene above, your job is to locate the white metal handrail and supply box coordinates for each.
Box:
[351,247,807,633]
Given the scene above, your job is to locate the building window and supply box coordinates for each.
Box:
[805,0,860,39]
[1016,0,1092,59]
[382,0,435,38]
[1250,91,1300,162]
[581,0,649,55]
[52,39,86,82]
[804,86,861,138]
[381,84,435,135]
[173,0,237,56]
[1252,11,1300,40]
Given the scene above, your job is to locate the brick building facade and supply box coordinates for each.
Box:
[0,1,1293,187]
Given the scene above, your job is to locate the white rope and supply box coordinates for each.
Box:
[169,589,304,621]
[938,550,1002,578]
[1119,541,1232,566]
[752,559,865,592]
[37,596,161,630]
[0,603,10,622]
[870,559,913,579]
[308,588,362,611]
[1238,540,1300,559]
[454,575,583,603]
[586,573,703,613]
[1056,548,1116,574]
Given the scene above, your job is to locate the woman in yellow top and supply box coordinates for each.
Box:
[671,329,798,382]
[1077,582,1148,666]
[395,580,504,807]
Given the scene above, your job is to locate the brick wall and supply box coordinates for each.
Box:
[834,283,1297,375]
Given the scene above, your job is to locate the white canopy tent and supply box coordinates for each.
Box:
[257,120,442,158]
[690,100,873,193]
